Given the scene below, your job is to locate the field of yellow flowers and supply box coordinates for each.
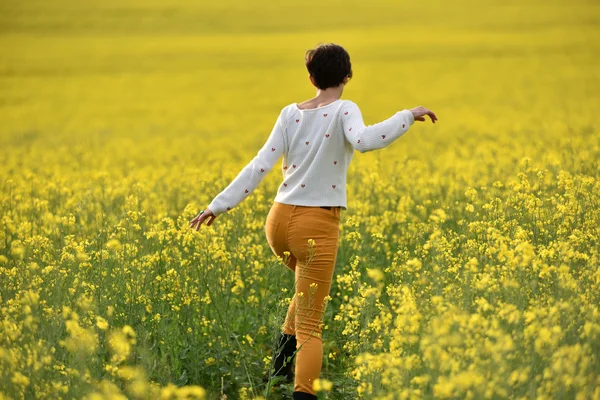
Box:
[1,0,599,399]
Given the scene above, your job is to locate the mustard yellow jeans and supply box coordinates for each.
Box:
[265,201,341,395]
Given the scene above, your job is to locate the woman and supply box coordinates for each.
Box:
[189,43,437,399]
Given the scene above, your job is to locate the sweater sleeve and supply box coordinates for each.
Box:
[341,100,415,153]
[207,109,285,216]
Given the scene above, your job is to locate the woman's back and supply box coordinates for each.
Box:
[206,98,415,215]
[274,99,349,207]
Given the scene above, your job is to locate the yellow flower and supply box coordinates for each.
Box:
[107,330,131,363]
[96,316,109,330]
[244,334,254,345]
[204,357,216,366]
[366,268,384,282]
[122,325,136,339]
[106,239,122,251]
[313,378,333,391]
[60,318,98,355]
[177,385,206,399]
[11,372,30,388]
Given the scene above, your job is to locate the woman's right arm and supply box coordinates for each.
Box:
[341,100,436,153]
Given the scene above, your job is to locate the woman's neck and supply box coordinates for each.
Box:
[315,86,344,102]
[298,86,344,109]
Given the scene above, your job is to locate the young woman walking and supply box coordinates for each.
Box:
[189,43,437,399]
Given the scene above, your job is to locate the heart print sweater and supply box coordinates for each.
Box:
[207,99,415,216]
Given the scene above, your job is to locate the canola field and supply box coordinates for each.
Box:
[1,0,600,399]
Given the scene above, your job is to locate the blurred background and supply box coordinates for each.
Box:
[2,0,598,154]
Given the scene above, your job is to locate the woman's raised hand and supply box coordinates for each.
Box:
[410,106,438,123]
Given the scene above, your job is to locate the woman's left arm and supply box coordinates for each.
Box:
[190,110,285,229]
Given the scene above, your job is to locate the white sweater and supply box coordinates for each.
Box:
[207,99,415,216]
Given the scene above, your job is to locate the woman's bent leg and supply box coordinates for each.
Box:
[288,208,340,395]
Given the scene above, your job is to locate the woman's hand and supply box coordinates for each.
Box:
[410,106,438,123]
[189,208,217,230]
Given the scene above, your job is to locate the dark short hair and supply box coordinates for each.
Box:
[304,43,353,90]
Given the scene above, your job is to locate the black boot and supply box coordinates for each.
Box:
[293,391,318,400]
[262,332,297,385]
